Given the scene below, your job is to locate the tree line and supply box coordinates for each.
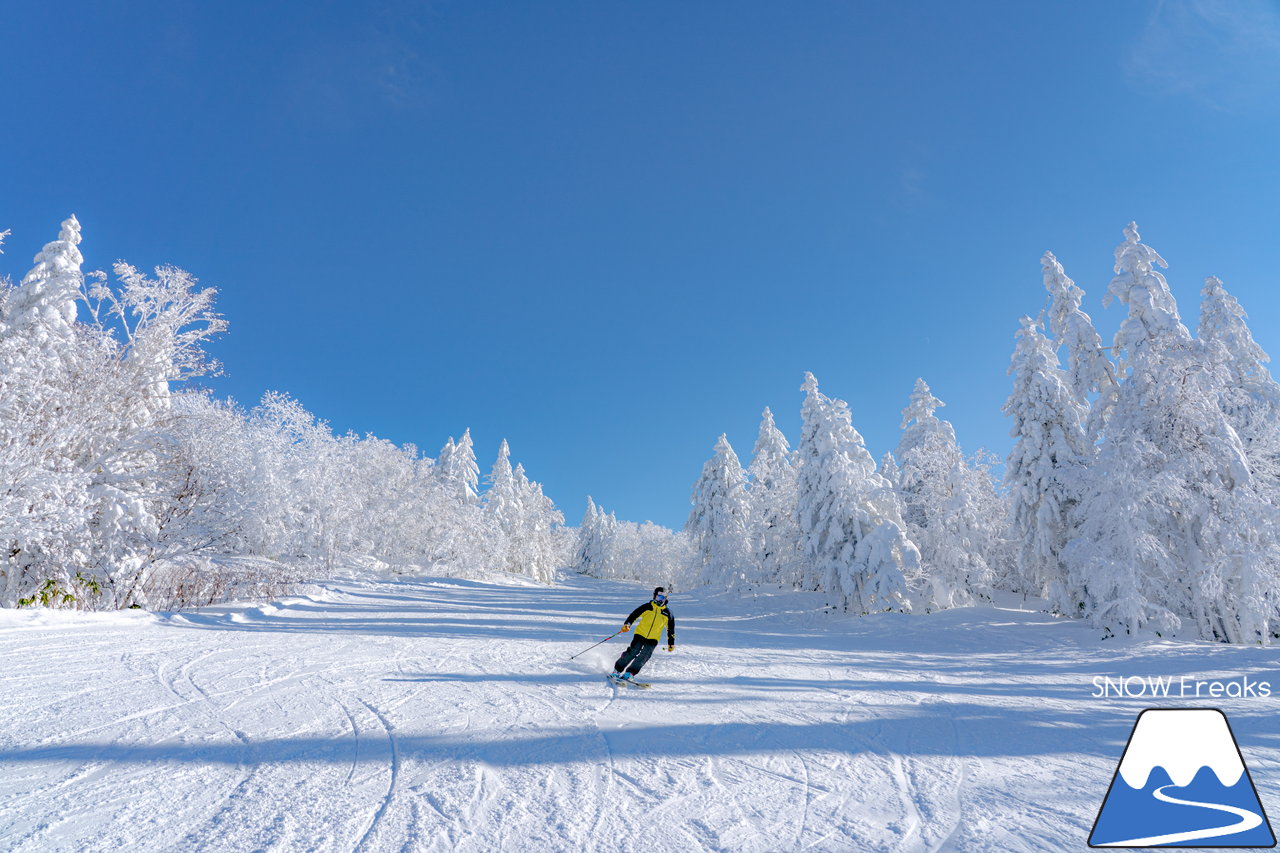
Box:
[0,217,570,611]
[578,223,1280,644]
[7,216,1277,643]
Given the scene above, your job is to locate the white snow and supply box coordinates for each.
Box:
[2,573,1279,852]
[1117,709,1245,789]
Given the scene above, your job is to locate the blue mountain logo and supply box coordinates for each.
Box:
[1090,708,1275,848]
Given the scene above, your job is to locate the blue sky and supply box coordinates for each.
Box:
[4,1,1280,529]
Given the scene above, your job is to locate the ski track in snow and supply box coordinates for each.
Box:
[2,575,1279,852]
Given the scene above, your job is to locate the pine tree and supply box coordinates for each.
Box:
[513,463,563,583]
[1199,276,1280,483]
[895,378,992,609]
[1067,224,1189,636]
[1067,223,1277,641]
[0,217,92,606]
[600,510,621,576]
[794,373,917,613]
[2,215,82,345]
[685,434,752,587]
[438,428,480,505]
[747,408,802,586]
[574,497,603,575]
[484,439,520,573]
[1002,316,1089,611]
[878,452,900,488]
[1042,251,1116,441]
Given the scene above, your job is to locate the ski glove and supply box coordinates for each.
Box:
[620,624,630,632]
[667,644,675,652]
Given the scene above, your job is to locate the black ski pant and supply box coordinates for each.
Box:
[614,635,658,676]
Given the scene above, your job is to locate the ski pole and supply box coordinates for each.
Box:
[569,630,623,660]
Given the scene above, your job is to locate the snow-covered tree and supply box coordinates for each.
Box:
[1,215,81,344]
[484,439,519,569]
[438,428,480,505]
[1066,223,1280,642]
[574,497,605,575]
[878,452,900,489]
[895,378,993,609]
[1003,316,1090,611]
[746,408,802,586]
[0,217,576,609]
[1199,276,1280,484]
[0,219,92,607]
[579,498,695,588]
[686,434,752,586]
[0,217,230,609]
[480,441,563,582]
[512,462,564,583]
[794,373,917,613]
[967,449,1015,591]
[610,519,694,589]
[1042,250,1116,441]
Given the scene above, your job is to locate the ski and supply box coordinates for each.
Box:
[606,674,651,689]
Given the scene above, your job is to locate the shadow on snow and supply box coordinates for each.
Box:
[0,701,1137,767]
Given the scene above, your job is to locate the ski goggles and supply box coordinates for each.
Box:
[654,594,667,604]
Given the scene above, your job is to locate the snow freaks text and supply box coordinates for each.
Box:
[1091,675,1273,699]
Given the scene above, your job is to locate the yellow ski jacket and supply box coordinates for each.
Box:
[625,600,675,644]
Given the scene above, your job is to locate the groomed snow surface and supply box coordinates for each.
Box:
[2,574,1279,852]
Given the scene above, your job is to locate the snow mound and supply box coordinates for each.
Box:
[0,607,154,631]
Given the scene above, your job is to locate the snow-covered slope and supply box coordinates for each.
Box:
[1,574,1278,852]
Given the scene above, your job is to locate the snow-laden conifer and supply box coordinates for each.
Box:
[747,408,803,586]
[0,218,92,606]
[1106,223,1189,366]
[878,452,900,488]
[894,378,993,609]
[686,434,752,586]
[484,440,520,574]
[480,443,563,582]
[578,498,695,587]
[1199,276,1280,483]
[2,215,82,345]
[1066,224,1192,636]
[1002,316,1089,611]
[513,463,563,583]
[438,428,480,505]
[1042,251,1116,440]
[574,497,604,575]
[794,373,917,613]
[1066,223,1279,642]
[1199,276,1275,390]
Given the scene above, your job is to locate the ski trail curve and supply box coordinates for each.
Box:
[1096,784,1264,847]
[351,697,400,853]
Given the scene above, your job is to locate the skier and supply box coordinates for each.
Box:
[609,587,675,684]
